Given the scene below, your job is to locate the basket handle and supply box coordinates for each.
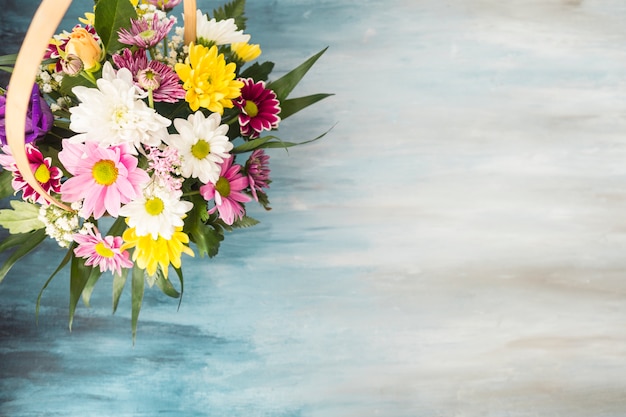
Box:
[5,0,197,210]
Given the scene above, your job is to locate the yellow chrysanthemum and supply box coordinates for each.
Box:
[175,42,244,114]
[121,226,194,278]
[231,42,262,63]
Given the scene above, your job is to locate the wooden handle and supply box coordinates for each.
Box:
[6,0,73,210]
[5,0,197,211]
[183,0,197,45]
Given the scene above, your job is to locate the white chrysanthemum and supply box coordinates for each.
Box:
[166,111,233,184]
[195,10,250,46]
[119,186,193,240]
[69,62,171,151]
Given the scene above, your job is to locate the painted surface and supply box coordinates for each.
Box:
[2,0,626,415]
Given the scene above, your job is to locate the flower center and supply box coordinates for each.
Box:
[92,160,119,186]
[191,139,211,159]
[139,29,156,41]
[244,100,259,117]
[144,197,164,216]
[34,163,51,184]
[215,177,231,197]
[113,105,129,125]
[94,242,115,258]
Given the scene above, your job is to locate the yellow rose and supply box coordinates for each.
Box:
[65,27,102,72]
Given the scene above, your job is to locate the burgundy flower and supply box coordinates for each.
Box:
[245,149,270,201]
[234,78,281,138]
[0,144,62,205]
[0,84,53,146]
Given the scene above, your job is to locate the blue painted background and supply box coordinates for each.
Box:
[3,0,626,416]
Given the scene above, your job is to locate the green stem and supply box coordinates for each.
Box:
[182,190,200,197]
[162,37,169,61]
[80,70,97,86]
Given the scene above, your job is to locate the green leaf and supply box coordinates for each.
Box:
[112,267,129,314]
[255,189,271,211]
[268,47,328,101]
[69,255,93,331]
[95,0,137,54]
[154,271,180,299]
[0,231,35,253]
[219,215,259,231]
[0,200,45,234]
[0,66,13,73]
[0,54,17,67]
[232,127,333,154]
[131,263,145,344]
[212,0,247,31]
[231,136,279,153]
[107,215,127,237]
[239,61,274,81]
[234,215,260,228]
[59,73,94,97]
[81,266,104,308]
[0,229,46,284]
[37,244,74,323]
[184,194,224,258]
[173,267,184,310]
[190,221,224,258]
[0,170,15,200]
[279,93,334,120]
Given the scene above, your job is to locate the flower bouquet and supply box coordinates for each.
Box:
[0,0,330,339]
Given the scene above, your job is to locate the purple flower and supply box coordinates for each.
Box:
[113,48,185,103]
[0,84,53,146]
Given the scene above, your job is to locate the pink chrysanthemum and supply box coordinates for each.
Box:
[0,144,62,205]
[73,227,133,276]
[58,140,150,219]
[118,15,175,49]
[245,149,270,201]
[113,48,185,103]
[234,78,281,138]
[199,156,251,225]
